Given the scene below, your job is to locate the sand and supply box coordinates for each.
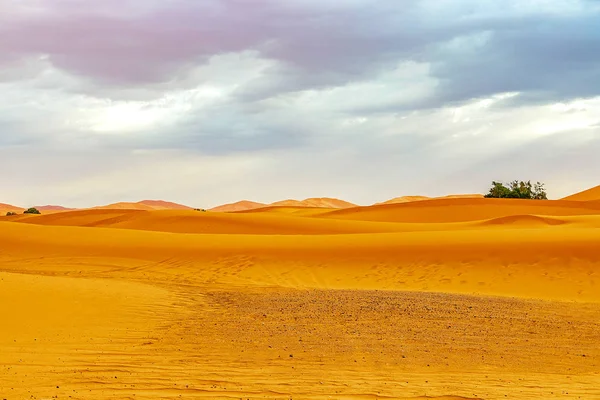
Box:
[1,197,600,399]
[210,200,268,212]
[378,194,484,205]
[561,185,600,201]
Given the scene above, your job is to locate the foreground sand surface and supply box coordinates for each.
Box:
[1,198,600,399]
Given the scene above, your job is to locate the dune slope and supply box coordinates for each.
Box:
[321,197,600,223]
[562,184,600,201]
[210,200,267,212]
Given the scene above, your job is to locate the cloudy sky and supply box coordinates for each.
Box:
[1,0,599,208]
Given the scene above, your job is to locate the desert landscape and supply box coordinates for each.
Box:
[1,187,600,400]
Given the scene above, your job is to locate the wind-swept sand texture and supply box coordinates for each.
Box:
[2,195,600,399]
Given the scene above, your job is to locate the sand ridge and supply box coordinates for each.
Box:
[561,184,600,201]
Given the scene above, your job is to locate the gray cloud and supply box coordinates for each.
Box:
[1,0,600,206]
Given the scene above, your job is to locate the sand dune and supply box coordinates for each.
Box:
[92,199,191,210]
[379,194,483,205]
[2,193,600,399]
[2,215,600,301]
[210,200,267,212]
[209,197,356,213]
[562,184,600,201]
[478,214,568,227]
[138,199,193,210]
[270,197,356,208]
[322,197,600,223]
[378,195,431,204]
[35,205,75,211]
[10,208,419,235]
[0,202,24,214]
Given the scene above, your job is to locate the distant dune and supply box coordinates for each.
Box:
[379,194,483,205]
[270,197,356,208]
[322,197,600,223]
[561,185,600,201]
[0,203,24,214]
[34,205,75,211]
[93,200,192,211]
[210,200,267,212]
[378,196,431,205]
[138,200,193,210]
[92,202,157,211]
[210,197,356,212]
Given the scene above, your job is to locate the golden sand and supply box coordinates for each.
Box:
[1,197,599,399]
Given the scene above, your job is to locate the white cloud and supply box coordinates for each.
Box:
[1,0,600,207]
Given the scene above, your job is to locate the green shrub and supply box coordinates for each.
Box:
[23,207,41,215]
[6,211,17,216]
[485,180,547,200]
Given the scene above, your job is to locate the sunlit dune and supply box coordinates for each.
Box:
[234,205,337,217]
[321,197,600,223]
[379,194,483,205]
[210,200,267,212]
[561,184,600,201]
[2,191,600,399]
[10,208,414,234]
[270,197,356,208]
[35,205,75,212]
[92,199,191,210]
[92,201,157,210]
[378,195,431,204]
[478,214,568,227]
[0,202,24,214]
[137,199,193,210]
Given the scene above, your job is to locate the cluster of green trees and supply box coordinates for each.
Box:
[5,207,41,216]
[485,180,547,200]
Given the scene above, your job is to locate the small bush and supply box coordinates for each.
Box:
[23,207,41,215]
[194,208,207,212]
[6,211,17,216]
[484,180,547,200]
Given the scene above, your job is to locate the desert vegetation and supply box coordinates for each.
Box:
[484,180,548,200]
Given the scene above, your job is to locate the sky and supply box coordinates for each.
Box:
[1,0,600,208]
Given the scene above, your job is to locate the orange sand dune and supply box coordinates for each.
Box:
[92,199,192,210]
[270,197,356,208]
[10,208,417,235]
[210,200,267,212]
[2,218,600,301]
[3,197,600,399]
[322,197,600,223]
[35,204,75,211]
[138,199,193,210]
[478,214,568,227]
[92,201,157,210]
[379,194,483,205]
[562,184,600,201]
[378,195,431,204]
[235,205,336,217]
[0,202,24,214]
